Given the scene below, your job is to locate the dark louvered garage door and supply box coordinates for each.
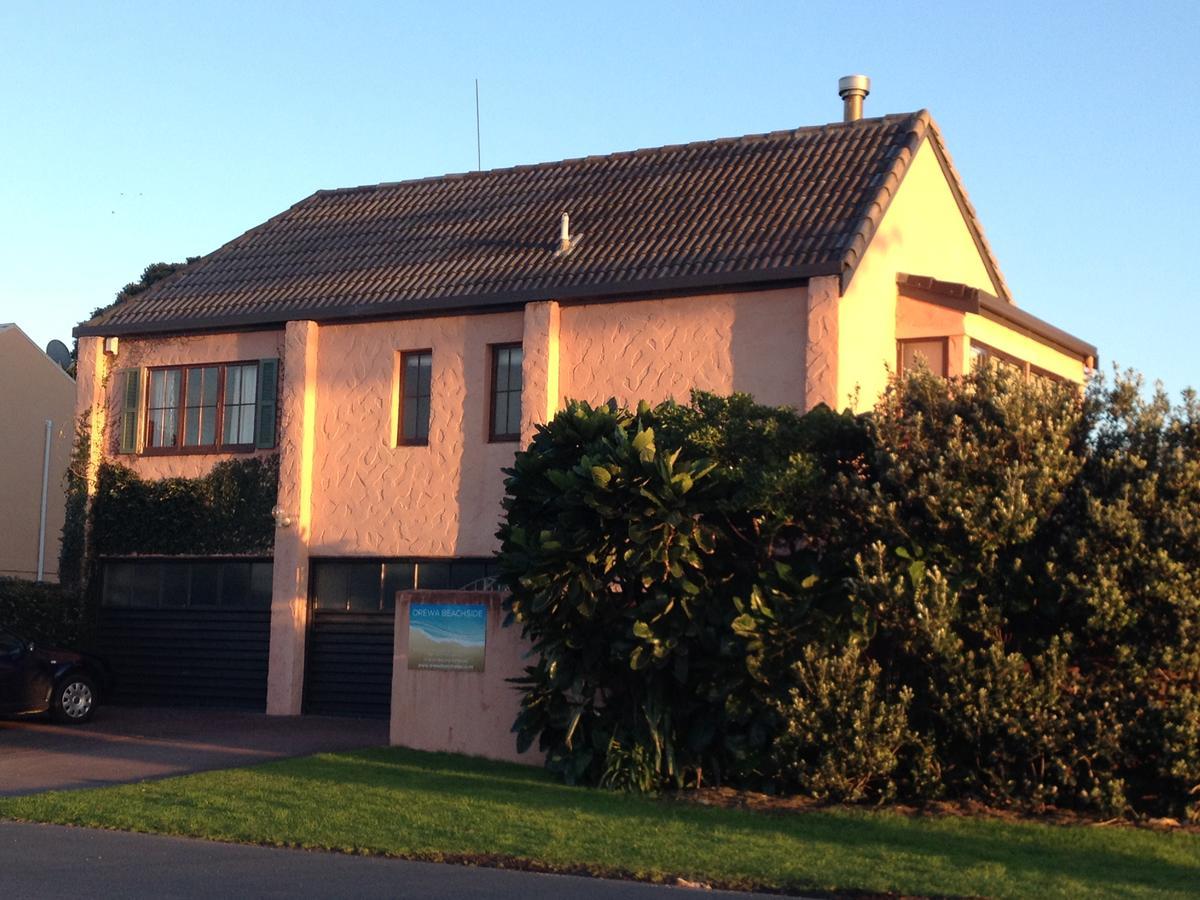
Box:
[96,559,272,710]
[303,558,500,719]
[303,609,395,718]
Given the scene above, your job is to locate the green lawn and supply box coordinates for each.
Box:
[1,748,1195,898]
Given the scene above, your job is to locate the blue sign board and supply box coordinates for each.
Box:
[408,603,487,672]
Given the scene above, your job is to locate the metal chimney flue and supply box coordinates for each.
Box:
[838,74,871,122]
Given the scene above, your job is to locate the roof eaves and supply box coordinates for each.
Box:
[74,263,837,338]
[73,189,328,334]
[836,110,930,292]
[897,273,1096,361]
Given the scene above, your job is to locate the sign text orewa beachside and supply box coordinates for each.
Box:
[407,603,487,672]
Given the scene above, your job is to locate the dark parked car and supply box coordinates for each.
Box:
[0,630,110,723]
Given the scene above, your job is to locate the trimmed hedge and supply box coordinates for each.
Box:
[92,455,279,556]
[498,368,1200,820]
[0,578,85,647]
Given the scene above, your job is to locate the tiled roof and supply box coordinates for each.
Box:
[78,110,1007,336]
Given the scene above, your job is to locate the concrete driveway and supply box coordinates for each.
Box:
[0,706,388,796]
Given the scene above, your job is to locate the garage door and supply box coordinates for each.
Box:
[96,559,272,710]
[304,558,499,719]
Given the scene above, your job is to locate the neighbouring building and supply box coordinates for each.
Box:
[0,324,76,583]
[72,79,1095,755]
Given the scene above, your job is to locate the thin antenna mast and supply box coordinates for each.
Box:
[475,78,481,171]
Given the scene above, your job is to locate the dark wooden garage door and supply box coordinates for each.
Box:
[304,609,395,718]
[96,559,272,710]
[304,558,499,719]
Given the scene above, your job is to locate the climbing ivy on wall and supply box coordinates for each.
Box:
[92,455,279,557]
[58,413,91,590]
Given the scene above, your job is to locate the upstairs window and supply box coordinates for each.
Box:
[897,338,948,378]
[134,359,278,453]
[222,362,260,445]
[489,343,523,442]
[970,340,1026,375]
[399,350,433,445]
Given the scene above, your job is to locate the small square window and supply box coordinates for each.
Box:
[489,343,523,442]
[898,338,948,378]
[399,350,433,445]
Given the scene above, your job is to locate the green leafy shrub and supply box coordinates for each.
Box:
[92,455,279,556]
[498,397,863,788]
[499,367,1200,819]
[0,578,84,647]
[770,642,914,803]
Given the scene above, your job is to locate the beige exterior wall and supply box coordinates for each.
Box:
[557,287,808,409]
[308,311,524,559]
[837,137,1000,410]
[0,327,76,581]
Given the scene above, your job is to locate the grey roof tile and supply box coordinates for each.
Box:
[79,110,1008,336]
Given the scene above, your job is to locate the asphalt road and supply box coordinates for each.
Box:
[0,822,760,899]
[0,706,389,796]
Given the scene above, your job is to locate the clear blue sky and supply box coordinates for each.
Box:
[2,0,1196,395]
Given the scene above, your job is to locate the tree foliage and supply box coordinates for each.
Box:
[499,368,1200,820]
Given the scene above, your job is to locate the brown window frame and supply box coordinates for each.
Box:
[896,337,950,378]
[142,361,260,456]
[488,342,523,443]
[970,339,1030,377]
[398,349,433,446]
[1029,363,1066,384]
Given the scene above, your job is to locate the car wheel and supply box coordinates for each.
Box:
[51,674,97,723]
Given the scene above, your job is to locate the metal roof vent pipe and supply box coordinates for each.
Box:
[838,75,871,122]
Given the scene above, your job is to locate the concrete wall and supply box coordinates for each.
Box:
[390,590,541,765]
[0,326,76,581]
[836,137,1000,410]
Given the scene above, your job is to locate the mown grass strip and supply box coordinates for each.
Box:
[2,747,1196,898]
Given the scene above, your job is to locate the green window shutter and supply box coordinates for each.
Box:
[118,368,141,454]
[255,358,279,449]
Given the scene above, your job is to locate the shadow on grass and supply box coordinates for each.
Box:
[259,748,1200,896]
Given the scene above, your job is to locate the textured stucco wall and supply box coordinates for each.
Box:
[837,137,999,410]
[98,330,285,479]
[390,590,542,765]
[267,320,319,715]
[308,311,523,558]
[804,276,840,409]
[520,300,560,444]
[557,287,807,409]
[0,327,76,580]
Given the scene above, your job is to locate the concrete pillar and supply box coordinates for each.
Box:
[267,320,319,715]
[75,337,108,499]
[520,300,561,445]
[805,275,840,410]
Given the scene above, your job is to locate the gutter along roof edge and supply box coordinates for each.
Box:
[75,265,836,338]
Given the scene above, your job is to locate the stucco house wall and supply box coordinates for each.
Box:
[309,311,524,559]
[836,137,1001,410]
[0,326,76,581]
[557,286,808,410]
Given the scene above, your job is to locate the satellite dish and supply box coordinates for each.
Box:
[45,339,72,370]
